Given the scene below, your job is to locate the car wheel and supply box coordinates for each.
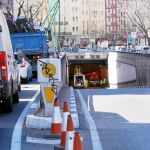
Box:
[25,75,29,83]
[29,76,32,81]
[18,82,21,91]
[13,90,19,103]
[4,94,13,112]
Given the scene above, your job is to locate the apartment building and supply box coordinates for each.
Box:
[0,0,13,12]
[105,0,150,42]
[59,0,105,46]
[105,0,120,41]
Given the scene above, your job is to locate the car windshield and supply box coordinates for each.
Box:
[143,47,149,50]
[17,59,23,64]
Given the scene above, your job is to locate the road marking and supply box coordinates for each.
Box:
[87,95,91,111]
[11,90,40,150]
[70,104,76,107]
[76,90,103,150]
[70,108,77,112]
[70,101,75,104]
[26,136,60,145]
[70,97,75,99]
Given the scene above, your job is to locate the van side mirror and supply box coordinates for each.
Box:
[29,60,32,65]
[0,25,2,32]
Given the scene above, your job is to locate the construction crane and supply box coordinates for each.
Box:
[42,0,60,50]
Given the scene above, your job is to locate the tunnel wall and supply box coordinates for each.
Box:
[108,52,150,88]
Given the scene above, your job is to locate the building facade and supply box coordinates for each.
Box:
[59,0,105,46]
[0,0,13,12]
[105,0,150,42]
[105,0,120,41]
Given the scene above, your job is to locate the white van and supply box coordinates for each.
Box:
[0,10,20,112]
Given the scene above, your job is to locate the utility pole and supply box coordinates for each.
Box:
[27,0,29,18]
[58,0,60,37]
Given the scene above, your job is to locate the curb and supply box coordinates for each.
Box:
[25,87,79,129]
[135,86,150,88]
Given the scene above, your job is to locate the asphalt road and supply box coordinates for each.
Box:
[0,80,39,150]
[1,83,150,150]
[78,88,150,150]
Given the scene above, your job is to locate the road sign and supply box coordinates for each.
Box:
[131,32,137,39]
[147,29,150,38]
[37,58,61,82]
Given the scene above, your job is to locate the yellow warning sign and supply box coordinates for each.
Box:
[44,87,55,103]
[41,63,56,78]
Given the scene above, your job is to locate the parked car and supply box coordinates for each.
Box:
[16,57,32,83]
[0,10,20,112]
[15,61,21,91]
[141,46,150,54]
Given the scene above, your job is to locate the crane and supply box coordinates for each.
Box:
[42,0,60,49]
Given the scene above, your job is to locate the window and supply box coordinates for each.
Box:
[107,26,110,33]
[64,27,66,32]
[0,0,2,5]
[76,27,78,31]
[113,9,116,14]
[113,26,116,32]
[73,27,75,32]
[113,17,116,23]
[76,17,78,21]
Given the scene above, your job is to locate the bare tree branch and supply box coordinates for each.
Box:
[16,0,26,17]
[32,0,45,20]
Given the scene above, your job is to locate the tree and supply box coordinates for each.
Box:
[125,0,150,45]
[16,0,26,17]
[15,0,45,25]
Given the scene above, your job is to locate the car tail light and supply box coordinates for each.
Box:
[33,55,41,59]
[0,51,8,81]
[20,62,26,67]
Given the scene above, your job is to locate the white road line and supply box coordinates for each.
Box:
[26,136,60,145]
[70,104,76,107]
[70,108,77,112]
[76,90,103,150]
[70,101,75,104]
[30,103,38,109]
[11,90,40,150]
[87,95,91,111]
[70,97,75,99]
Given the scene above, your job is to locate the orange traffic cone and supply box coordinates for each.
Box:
[73,132,83,150]
[50,98,62,135]
[60,102,70,147]
[65,115,75,150]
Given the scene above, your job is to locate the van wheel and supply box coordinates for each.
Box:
[29,76,32,81]
[18,83,21,91]
[25,75,29,83]
[4,94,13,112]
[13,90,19,103]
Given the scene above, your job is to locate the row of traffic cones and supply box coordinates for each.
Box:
[51,98,83,150]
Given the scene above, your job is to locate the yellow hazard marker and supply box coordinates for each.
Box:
[44,87,55,103]
[42,63,56,78]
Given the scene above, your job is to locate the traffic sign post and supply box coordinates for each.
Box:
[37,58,61,115]
[131,32,137,39]
[147,29,150,38]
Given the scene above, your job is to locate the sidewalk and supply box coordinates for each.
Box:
[25,86,79,144]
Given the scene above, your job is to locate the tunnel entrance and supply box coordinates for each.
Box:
[68,59,109,88]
